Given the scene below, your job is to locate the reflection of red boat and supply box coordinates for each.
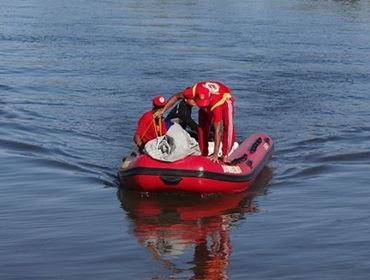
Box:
[118,169,272,279]
[120,191,253,256]
[118,132,274,193]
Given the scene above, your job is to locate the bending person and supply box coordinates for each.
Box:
[162,81,236,163]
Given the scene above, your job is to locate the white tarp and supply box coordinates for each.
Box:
[143,123,201,162]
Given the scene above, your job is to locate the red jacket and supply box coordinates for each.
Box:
[135,111,167,148]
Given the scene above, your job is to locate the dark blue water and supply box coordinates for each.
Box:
[1,0,370,279]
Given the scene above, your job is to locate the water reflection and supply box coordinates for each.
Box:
[118,168,272,279]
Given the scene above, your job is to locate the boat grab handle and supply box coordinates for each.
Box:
[160,175,183,185]
[249,137,262,153]
[227,154,248,165]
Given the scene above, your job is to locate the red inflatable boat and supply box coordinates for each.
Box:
[118,132,273,193]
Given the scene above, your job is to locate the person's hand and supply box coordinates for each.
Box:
[208,153,219,163]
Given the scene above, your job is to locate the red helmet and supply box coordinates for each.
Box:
[194,92,210,108]
[152,96,167,108]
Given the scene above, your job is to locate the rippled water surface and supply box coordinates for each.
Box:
[1,0,370,279]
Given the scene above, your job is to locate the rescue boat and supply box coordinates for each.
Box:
[118,132,273,193]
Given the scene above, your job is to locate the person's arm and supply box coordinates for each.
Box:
[164,92,183,110]
[208,107,223,162]
[159,92,183,116]
[209,121,222,163]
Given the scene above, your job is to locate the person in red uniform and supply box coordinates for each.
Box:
[134,96,167,151]
[162,81,236,163]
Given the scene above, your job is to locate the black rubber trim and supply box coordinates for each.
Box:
[119,143,273,183]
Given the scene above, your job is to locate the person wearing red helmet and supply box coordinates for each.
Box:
[134,96,168,151]
[162,81,236,163]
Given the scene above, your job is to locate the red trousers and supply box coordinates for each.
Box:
[198,99,236,157]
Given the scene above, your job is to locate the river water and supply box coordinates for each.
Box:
[1,0,370,279]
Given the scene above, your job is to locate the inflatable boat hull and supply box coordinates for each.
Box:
[118,132,273,193]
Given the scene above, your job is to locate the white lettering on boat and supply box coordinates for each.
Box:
[221,165,242,174]
[263,143,270,150]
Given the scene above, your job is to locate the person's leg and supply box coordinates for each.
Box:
[221,100,236,157]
